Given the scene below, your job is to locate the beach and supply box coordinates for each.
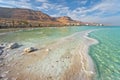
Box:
[0,29,98,80]
[0,1,120,80]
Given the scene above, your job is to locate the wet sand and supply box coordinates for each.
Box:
[0,30,98,80]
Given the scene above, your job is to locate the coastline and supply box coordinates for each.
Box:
[0,29,98,80]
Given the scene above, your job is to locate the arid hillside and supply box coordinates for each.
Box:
[0,7,103,28]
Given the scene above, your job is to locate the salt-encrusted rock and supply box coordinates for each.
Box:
[46,48,51,52]
[0,50,3,55]
[24,47,35,53]
[7,43,19,49]
[0,44,6,49]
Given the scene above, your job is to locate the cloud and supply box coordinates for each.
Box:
[36,1,70,16]
[79,0,88,5]
[81,15,120,26]
[0,0,120,25]
[36,3,52,10]
[0,4,13,8]
[66,0,120,25]
[36,0,48,2]
[68,0,120,17]
[0,0,32,8]
[16,0,32,8]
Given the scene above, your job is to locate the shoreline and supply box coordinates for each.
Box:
[0,29,98,80]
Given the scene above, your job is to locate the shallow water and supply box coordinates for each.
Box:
[0,26,120,80]
[0,26,96,46]
[89,27,120,80]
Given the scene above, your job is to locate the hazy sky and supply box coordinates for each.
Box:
[0,0,120,25]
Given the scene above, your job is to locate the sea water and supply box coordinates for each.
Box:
[0,26,120,80]
[0,26,96,46]
[89,27,120,80]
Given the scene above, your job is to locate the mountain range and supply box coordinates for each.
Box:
[0,7,103,28]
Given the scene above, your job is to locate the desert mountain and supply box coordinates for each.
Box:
[0,7,54,21]
[0,7,103,28]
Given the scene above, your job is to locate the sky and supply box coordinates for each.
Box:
[0,0,120,25]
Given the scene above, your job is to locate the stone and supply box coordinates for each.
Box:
[24,47,35,53]
[0,44,6,49]
[0,46,4,49]
[7,43,19,49]
[46,48,51,52]
[0,50,3,55]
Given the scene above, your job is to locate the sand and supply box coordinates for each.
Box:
[0,30,98,80]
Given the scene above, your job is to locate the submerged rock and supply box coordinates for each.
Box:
[24,47,36,53]
[7,43,19,49]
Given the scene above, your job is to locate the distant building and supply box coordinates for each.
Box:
[100,24,104,26]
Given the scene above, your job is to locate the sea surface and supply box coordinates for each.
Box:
[0,26,96,46]
[89,27,120,80]
[0,26,120,80]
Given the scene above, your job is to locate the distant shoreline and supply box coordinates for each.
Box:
[0,25,106,29]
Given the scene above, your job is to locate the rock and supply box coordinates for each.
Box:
[46,48,51,52]
[24,47,35,53]
[0,46,4,49]
[0,44,6,49]
[7,43,19,49]
[0,50,3,55]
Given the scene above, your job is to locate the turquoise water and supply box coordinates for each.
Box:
[0,26,96,45]
[89,27,120,80]
[0,26,120,80]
